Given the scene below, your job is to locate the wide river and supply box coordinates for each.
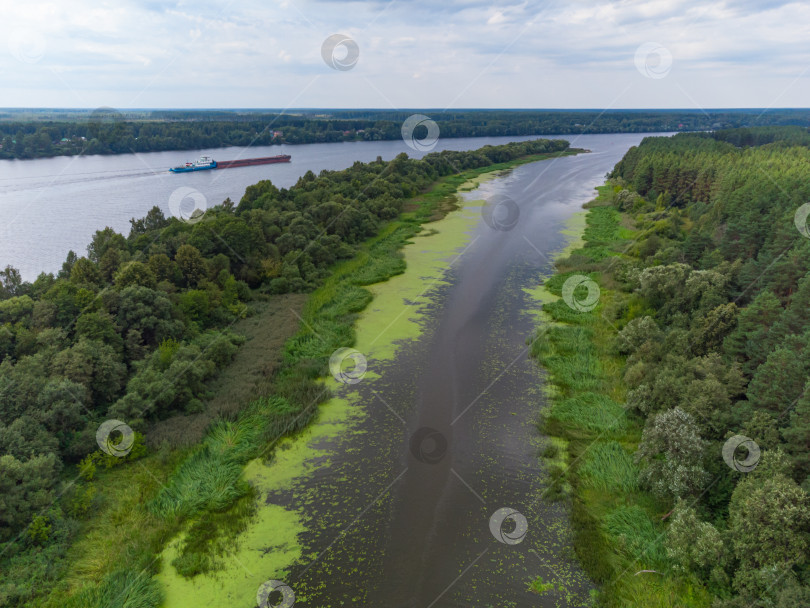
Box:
[0,134,651,280]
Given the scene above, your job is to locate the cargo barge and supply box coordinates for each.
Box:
[170,154,291,173]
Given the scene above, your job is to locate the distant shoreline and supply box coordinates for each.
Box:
[2,108,807,160]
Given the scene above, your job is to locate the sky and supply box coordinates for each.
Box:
[2,0,810,109]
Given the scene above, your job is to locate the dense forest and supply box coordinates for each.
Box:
[3,108,810,159]
[0,137,570,606]
[534,125,810,606]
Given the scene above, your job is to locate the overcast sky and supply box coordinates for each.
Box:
[2,0,809,109]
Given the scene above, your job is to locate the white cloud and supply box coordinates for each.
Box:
[0,0,809,108]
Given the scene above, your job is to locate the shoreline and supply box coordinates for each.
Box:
[526,183,713,606]
[153,150,582,606]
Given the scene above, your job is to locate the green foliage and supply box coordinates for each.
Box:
[547,392,627,432]
[0,453,61,541]
[62,569,163,608]
[547,126,810,605]
[0,295,34,324]
[26,514,52,545]
[174,244,207,287]
[666,501,728,587]
[603,505,666,567]
[728,470,810,596]
[66,483,97,518]
[579,441,639,493]
[148,445,249,519]
[636,407,709,500]
[170,488,258,577]
[531,325,603,393]
[114,261,156,289]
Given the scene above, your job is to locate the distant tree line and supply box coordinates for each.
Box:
[3,108,810,159]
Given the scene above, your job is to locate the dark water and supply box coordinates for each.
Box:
[0,134,586,280]
[262,133,658,607]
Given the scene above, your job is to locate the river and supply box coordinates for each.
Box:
[0,134,609,280]
[154,132,658,608]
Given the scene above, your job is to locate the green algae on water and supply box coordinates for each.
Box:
[154,171,500,607]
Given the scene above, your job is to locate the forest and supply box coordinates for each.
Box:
[533,125,810,606]
[0,137,570,607]
[5,123,810,606]
[3,108,810,159]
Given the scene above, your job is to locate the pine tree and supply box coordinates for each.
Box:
[723,290,783,375]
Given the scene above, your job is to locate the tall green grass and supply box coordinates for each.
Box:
[547,392,627,432]
[578,441,639,493]
[531,325,603,393]
[603,505,667,568]
[63,570,162,608]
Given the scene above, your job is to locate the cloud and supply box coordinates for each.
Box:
[1,0,809,108]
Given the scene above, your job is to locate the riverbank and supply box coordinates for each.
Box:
[38,146,584,608]
[527,184,713,606]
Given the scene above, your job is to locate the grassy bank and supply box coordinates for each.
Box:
[528,185,713,607]
[41,147,582,607]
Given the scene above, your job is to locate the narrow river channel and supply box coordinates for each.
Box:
[154,133,656,608]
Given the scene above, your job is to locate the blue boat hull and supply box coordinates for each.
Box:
[169,162,217,173]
